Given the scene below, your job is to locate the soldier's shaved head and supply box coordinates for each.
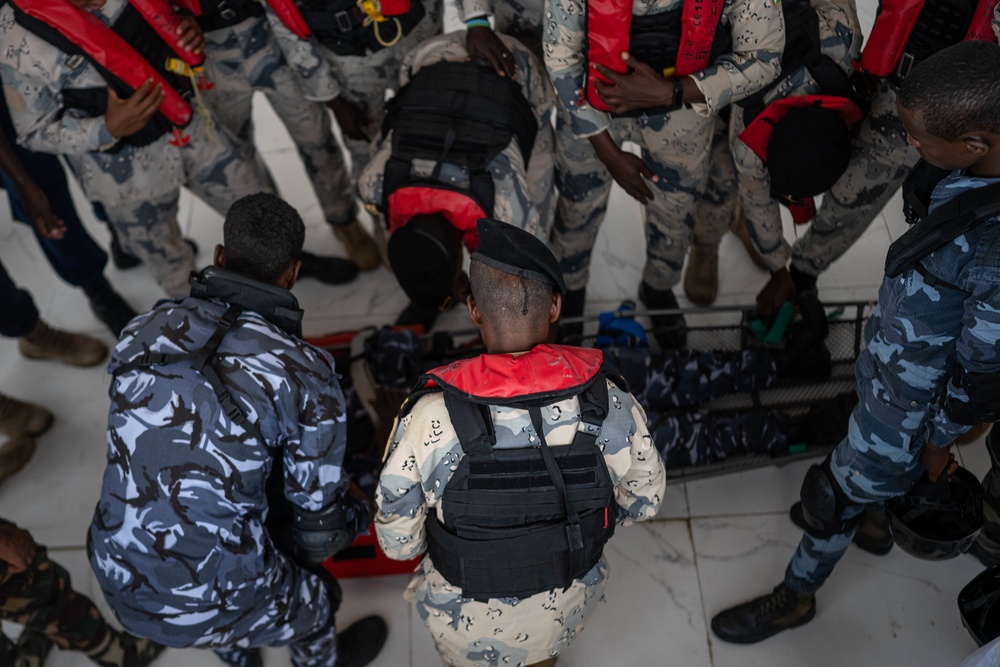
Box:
[222,193,305,284]
[469,259,555,333]
[898,41,1000,142]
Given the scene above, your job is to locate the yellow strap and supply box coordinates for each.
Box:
[359,0,388,22]
[165,57,204,78]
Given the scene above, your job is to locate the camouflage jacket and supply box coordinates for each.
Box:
[89,287,348,617]
[543,0,785,137]
[0,0,190,202]
[358,32,556,238]
[859,172,1000,453]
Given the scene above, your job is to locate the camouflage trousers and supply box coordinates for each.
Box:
[552,106,716,292]
[316,0,443,181]
[974,428,1000,555]
[788,80,917,276]
[783,427,926,593]
[202,17,357,226]
[692,114,739,246]
[0,539,109,662]
[91,114,275,297]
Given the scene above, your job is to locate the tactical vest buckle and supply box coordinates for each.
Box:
[335,10,354,33]
[895,52,916,80]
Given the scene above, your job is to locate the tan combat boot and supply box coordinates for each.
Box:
[17,320,108,367]
[730,205,769,271]
[0,394,53,437]
[334,220,381,272]
[683,240,719,307]
[0,435,37,485]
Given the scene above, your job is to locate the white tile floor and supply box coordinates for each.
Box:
[0,5,994,663]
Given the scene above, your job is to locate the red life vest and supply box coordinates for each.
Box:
[859,0,999,81]
[386,186,487,252]
[10,0,196,128]
[738,95,863,224]
[584,0,726,112]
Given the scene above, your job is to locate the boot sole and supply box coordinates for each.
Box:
[711,605,816,645]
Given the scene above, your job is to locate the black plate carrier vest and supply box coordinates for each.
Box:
[13,3,194,150]
[298,0,425,56]
[380,61,538,219]
[886,0,983,85]
[196,0,265,33]
[424,372,621,601]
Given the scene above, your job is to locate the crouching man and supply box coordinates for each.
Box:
[88,193,387,667]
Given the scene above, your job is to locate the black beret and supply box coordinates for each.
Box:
[387,214,463,309]
[470,217,567,294]
[766,106,852,199]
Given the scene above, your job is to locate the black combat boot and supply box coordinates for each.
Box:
[109,231,199,270]
[711,583,816,644]
[638,282,687,349]
[789,502,894,556]
[86,629,164,667]
[334,616,388,667]
[298,251,359,285]
[82,277,137,337]
[13,630,52,667]
[558,288,586,343]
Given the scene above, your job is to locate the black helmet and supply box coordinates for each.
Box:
[959,566,1000,647]
[886,466,984,561]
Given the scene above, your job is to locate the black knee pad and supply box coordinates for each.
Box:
[799,459,861,538]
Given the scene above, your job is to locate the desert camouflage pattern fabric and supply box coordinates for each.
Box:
[358,31,556,241]
[201,14,357,225]
[692,113,740,246]
[729,0,862,271]
[376,353,666,666]
[312,0,443,180]
[88,294,347,662]
[0,0,274,297]
[544,0,784,290]
[784,173,1000,592]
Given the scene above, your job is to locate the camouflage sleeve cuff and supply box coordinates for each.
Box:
[96,119,118,152]
[690,70,734,117]
[563,102,611,138]
[461,0,492,20]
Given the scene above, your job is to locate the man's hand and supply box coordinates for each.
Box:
[921,442,958,483]
[594,53,675,114]
[104,79,165,139]
[757,268,796,316]
[590,131,658,205]
[327,96,371,142]
[0,524,37,573]
[20,181,66,239]
[466,26,517,79]
[175,15,205,55]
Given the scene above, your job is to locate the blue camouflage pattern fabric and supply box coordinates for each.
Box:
[375,348,666,666]
[88,294,348,665]
[784,172,1000,593]
[544,0,785,291]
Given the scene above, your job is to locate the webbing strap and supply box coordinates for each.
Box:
[570,376,609,451]
[443,392,497,459]
[529,407,584,551]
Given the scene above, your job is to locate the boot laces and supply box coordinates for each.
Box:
[26,322,76,352]
[757,586,793,617]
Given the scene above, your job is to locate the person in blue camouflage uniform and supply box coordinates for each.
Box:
[87,193,387,667]
[544,0,784,345]
[0,0,274,298]
[198,2,381,270]
[711,41,1000,644]
[1,518,164,667]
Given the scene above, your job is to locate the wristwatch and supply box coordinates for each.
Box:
[669,76,684,110]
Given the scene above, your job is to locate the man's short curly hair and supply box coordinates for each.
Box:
[223,193,305,283]
[898,41,1000,142]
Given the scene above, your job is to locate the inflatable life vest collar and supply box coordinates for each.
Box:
[129,0,204,67]
[387,186,488,252]
[422,344,605,402]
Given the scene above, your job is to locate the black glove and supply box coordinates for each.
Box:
[291,494,372,566]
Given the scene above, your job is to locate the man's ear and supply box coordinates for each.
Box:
[278,260,302,290]
[467,295,484,326]
[550,290,562,323]
[214,244,225,268]
[961,133,990,156]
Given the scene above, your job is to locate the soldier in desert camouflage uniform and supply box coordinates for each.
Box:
[0,0,275,299]
[377,218,666,667]
[0,519,163,667]
[544,0,784,346]
[197,0,381,270]
[711,42,1000,644]
[88,194,386,667]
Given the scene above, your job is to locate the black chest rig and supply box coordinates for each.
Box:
[423,372,623,601]
[885,160,1000,289]
[379,61,538,219]
[196,0,265,33]
[297,0,424,56]
[14,3,195,150]
[614,7,732,118]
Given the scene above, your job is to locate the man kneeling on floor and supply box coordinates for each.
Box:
[87,193,387,667]
[375,217,667,666]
